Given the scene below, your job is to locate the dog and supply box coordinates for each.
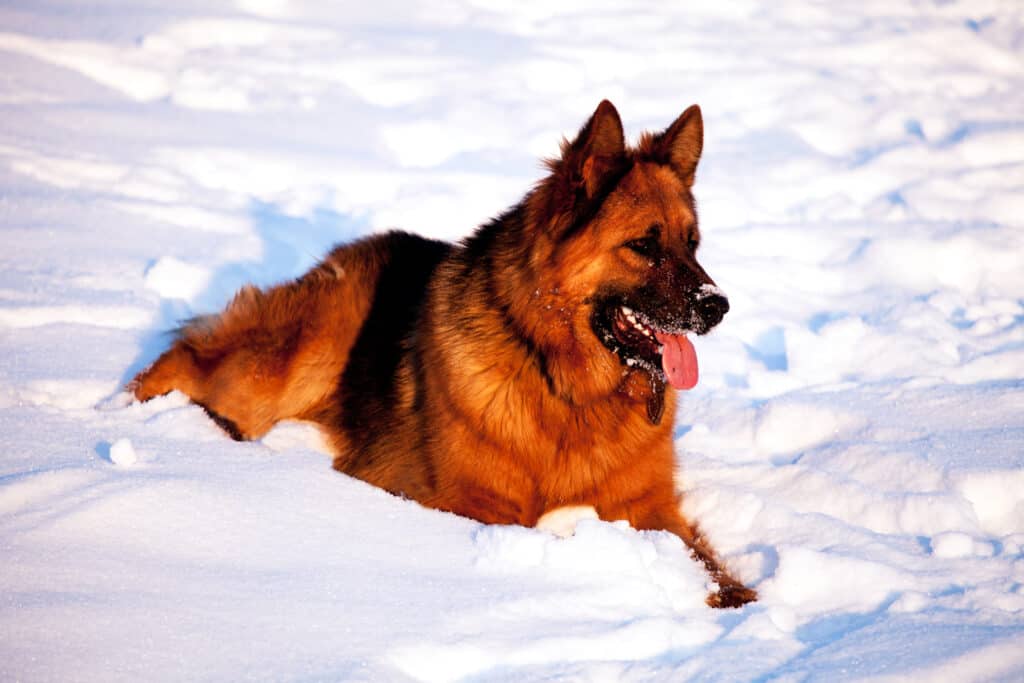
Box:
[131,100,756,607]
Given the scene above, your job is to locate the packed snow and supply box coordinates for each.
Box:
[1,1,1023,681]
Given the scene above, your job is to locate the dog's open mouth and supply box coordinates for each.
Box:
[597,303,699,391]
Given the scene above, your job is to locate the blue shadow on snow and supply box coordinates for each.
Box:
[121,202,369,387]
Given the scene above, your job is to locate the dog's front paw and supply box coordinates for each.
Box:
[535,505,599,538]
[705,583,757,609]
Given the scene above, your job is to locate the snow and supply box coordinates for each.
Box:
[106,437,138,467]
[1,1,1023,681]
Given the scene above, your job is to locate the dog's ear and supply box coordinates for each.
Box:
[563,99,626,197]
[655,104,703,186]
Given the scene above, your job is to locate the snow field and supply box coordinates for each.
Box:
[1,0,1023,681]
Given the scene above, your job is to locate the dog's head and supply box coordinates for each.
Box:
[518,100,728,422]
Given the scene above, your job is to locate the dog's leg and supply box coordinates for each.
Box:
[131,343,206,404]
[607,493,757,608]
[133,234,447,449]
[674,523,758,609]
[131,321,295,440]
[415,467,543,529]
[132,277,351,440]
[655,508,757,608]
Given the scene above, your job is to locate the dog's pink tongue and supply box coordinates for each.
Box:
[655,332,698,390]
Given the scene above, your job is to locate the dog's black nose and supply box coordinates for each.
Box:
[696,294,729,329]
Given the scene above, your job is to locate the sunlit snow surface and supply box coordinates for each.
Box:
[2,1,1023,681]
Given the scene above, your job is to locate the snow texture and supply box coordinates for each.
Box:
[1,1,1023,681]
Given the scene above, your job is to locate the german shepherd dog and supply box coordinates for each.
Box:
[132,101,756,607]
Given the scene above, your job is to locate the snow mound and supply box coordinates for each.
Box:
[107,437,138,466]
[144,257,211,302]
[392,521,722,682]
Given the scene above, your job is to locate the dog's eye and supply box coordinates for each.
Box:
[687,238,699,252]
[624,237,659,257]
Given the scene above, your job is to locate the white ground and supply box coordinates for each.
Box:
[2,1,1023,681]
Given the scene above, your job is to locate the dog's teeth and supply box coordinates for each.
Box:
[621,306,633,315]
[631,319,648,333]
[627,314,637,323]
